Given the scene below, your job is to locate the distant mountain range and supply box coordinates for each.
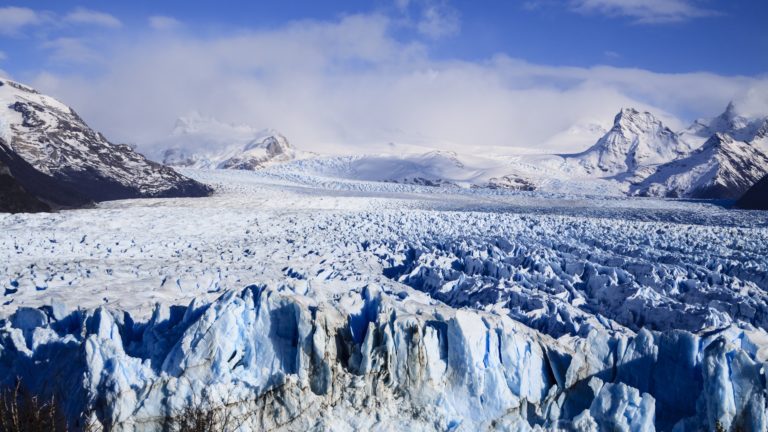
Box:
[154,102,768,201]
[2,77,767,213]
[631,133,768,199]
[0,79,211,212]
[558,103,768,199]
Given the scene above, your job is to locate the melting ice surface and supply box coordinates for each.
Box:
[1,169,767,431]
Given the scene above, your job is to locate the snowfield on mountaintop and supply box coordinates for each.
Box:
[1,168,768,431]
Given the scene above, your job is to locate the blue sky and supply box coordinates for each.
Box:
[1,0,767,153]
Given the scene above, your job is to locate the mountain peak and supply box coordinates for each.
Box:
[219,132,295,170]
[158,115,295,170]
[612,108,665,133]
[713,102,743,125]
[702,103,768,143]
[569,107,689,178]
[617,107,641,116]
[614,107,642,122]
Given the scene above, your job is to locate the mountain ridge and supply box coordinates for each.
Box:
[0,78,212,211]
[632,133,768,199]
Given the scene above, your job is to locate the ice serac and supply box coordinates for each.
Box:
[633,133,768,199]
[0,79,211,208]
[1,284,766,431]
[567,108,690,179]
[736,173,768,210]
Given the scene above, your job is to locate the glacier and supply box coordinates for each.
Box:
[1,169,767,431]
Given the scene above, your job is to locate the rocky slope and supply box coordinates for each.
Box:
[217,134,295,169]
[0,78,211,210]
[0,159,50,213]
[737,173,768,210]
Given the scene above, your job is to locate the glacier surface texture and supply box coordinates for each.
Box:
[1,169,767,431]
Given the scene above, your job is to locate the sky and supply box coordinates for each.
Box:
[0,0,767,154]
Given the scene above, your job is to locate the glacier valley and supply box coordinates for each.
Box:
[1,168,766,431]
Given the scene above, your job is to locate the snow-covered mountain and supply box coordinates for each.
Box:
[253,104,768,200]
[153,113,297,170]
[0,79,211,209]
[544,104,768,200]
[684,102,768,149]
[156,119,544,190]
[148,103,768,202]
[565,108,691,179]
[632,133,768,199]
[648,102,768,199]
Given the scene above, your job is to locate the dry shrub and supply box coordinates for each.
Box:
[0,379,67,432]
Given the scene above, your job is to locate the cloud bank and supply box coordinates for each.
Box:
[10,11,767,155]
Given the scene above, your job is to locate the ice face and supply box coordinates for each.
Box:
[1,283,765,431]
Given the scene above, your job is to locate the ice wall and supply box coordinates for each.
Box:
[0,285,765,431]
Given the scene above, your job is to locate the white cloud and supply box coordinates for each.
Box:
[395,0,460,39]
[734,80,768,118]
[416,1,460,38]
[64,8,122,28]
[571,0,718,24]
[42,38,99,64]
[27,13,766,156]
[149,16,182,31]
[0,6,42,35]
